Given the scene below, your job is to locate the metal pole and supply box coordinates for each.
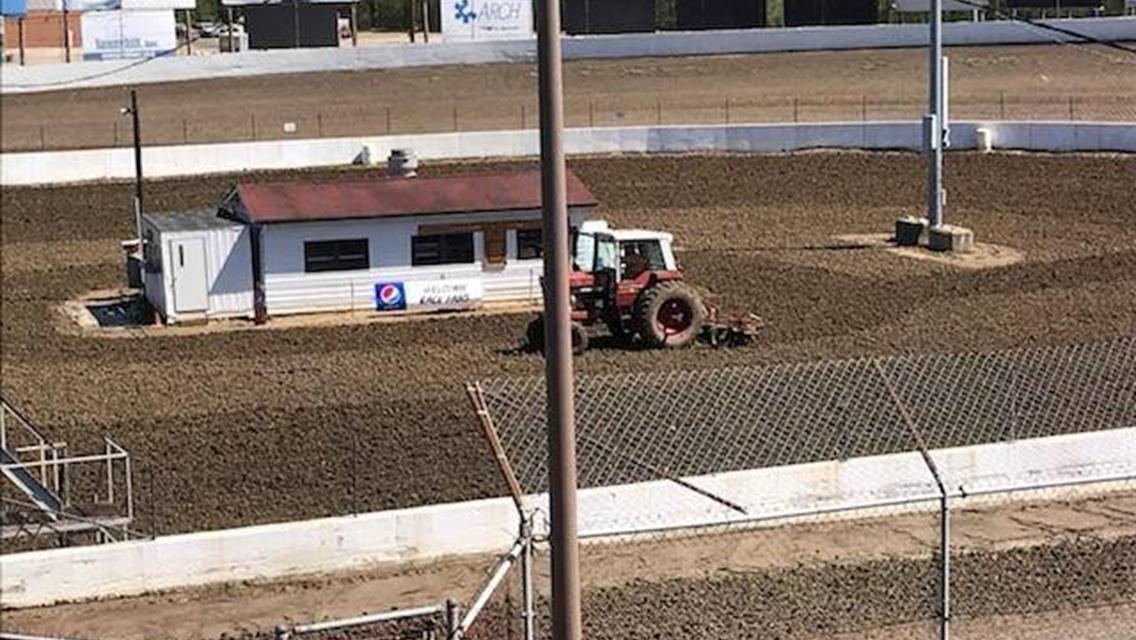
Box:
[928,0,944,228]
[536,0,581,639]
[940,494,951,640]
[184,10,193,54]
[350,3,358,47]
[62,2,71,63]
[422,0,429,43]
[18,17,26,66]
[522,514,536,640]
[292,0,301,48]
[226,7,235,52]
[131,89,144,226]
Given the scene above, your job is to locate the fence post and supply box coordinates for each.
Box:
[453,105,459,131]
[250,114,257,141]
[588,101,595,128]
[445,599,461,639]
[386,106,392,134]
[724,98,730,124]
[862,94,868,121]
[521,104,526,129]
[999,91,1006,120]
[317,111,323,137]
[656,98,662,125]
[793,97,799,123]
[940,494,951,640]
[1068,96,1075,121]
[521,513,536,640]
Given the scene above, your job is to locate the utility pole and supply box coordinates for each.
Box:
[536,1,581,640]
[122,90,144,241]
[927,0,945,229]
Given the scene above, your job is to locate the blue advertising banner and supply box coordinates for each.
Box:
[374,282,407,311]
[0,0,28,18]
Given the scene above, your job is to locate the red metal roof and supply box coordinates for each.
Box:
[234,170,598,224]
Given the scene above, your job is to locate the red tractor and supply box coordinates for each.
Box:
[526,220,760,354]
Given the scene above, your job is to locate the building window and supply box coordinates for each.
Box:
[516,229,542,260]
[412,233,475,266]
[304,239,370,273]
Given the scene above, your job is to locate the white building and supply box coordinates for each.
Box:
[140,169,598,324]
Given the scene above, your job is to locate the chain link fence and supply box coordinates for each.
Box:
[464,337,1136,639]
[2,92,1133,152]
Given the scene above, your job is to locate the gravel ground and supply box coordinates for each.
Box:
[1,152,1134,538]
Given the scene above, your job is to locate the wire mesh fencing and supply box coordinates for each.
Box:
[468,337,1136,639]
[2,92,1134,152]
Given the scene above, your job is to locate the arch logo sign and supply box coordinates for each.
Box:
[442,0,533,42]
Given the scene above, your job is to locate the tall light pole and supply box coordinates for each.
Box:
[122,89,144,241]
[927,0,946,229]
[536,1,581,640]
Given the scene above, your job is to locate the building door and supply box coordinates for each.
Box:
[171,238,209,313]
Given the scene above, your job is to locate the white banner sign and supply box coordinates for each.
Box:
[894,0,988,11]
[81,10,176,61]
[121,0,196,9]
[407,279,483,311]
[442,0,533,42]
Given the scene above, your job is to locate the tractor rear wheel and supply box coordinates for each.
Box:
[525,315,589,355]
[633,281,704,349]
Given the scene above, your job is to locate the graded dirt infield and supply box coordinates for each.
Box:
[2,43,1135,151]
[1,152,1135,539]
[4,492,1133,639]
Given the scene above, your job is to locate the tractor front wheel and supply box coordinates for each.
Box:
[633,282,705,349]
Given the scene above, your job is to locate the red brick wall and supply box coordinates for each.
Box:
[3,11,82,48]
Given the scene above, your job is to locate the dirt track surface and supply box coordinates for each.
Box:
[2,152,1135,538]
[2,43,1135,151]
[4,492,1133,639]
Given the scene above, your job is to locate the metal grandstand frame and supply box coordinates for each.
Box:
[1,398,140,545]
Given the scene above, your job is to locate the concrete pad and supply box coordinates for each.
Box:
[929,224,976,253]
[835,233,1024,271]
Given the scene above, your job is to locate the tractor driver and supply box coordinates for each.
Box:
[622,243,649,279]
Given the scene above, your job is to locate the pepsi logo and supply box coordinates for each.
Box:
[379,284,403,305]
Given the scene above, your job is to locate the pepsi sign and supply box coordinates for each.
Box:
[374,282,407,311]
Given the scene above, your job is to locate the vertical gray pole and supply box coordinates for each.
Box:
[184,10,193,54]
[940,494,951,640]
[522,515,536,640]
[350,3,358,47]
[928,0,944,228]
[537,1,581,640]
[226,8,235,52]
[131,89,143,216]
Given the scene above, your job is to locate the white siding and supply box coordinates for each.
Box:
[150,224,253,323]
[259,207,591,315]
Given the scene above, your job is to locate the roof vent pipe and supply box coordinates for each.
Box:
[388,149,419,178]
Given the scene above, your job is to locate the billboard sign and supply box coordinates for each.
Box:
[81,9,176,61]
[65,0,122,9]
[893,0,988,12]
[442,0,533,42]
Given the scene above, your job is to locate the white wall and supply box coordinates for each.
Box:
[257,208,588,314]
[2,427,1132,609]
[151,224,254,323]
[3,17,1133,93]
[4,121,1133,188]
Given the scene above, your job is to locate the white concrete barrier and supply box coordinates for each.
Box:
[2,121,1132,187]
[3,18,1133,94]
[1,428,1132,609]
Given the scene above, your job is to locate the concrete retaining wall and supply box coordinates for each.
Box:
[3,18,1133,94]
[2,428,1132,609]
[2,121,1133,187]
